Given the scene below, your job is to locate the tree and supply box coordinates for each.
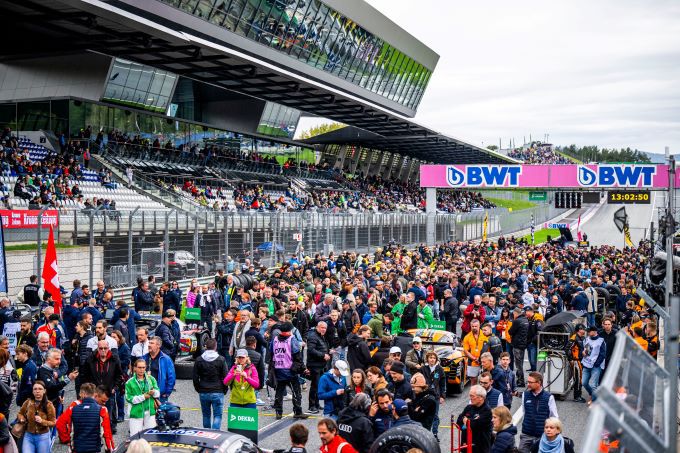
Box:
[556,145,651,163]
[297,122,345,139]
[486,145,498,151]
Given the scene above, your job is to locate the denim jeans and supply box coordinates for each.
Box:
[23,431,51,453]
[582,366,602,401]
[199,392,225,429]
[586,313,596,328]
[527,343,537,372]
[432,397,441,436]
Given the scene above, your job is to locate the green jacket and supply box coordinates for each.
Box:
[367,314,385,339]
[125,374,160,419]
[390,303,406,334]
[417,304,434,329]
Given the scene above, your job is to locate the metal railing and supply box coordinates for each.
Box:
[5,203,564,296]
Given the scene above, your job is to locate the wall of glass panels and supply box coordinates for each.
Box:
[157,0,432,110]
[102,58,178,113]
[67,99,311,159]
[256,101,301,139]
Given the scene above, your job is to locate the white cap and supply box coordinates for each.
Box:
[335,360,350,377]
[389,346,402,354]
[412,336,422,343]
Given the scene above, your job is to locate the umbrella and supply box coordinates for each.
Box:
[257,242,285,252]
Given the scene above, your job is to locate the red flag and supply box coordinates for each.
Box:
[42,225,62,313]
[576,214,582,241]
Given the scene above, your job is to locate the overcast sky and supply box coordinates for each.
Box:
[297,0,680,153]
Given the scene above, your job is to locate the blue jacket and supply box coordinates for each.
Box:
[572,293,589,311]
[143,351,175,397]
[62,304,82,340]
[491,424,517,453]
[16,358,37,406]
[163,291,181,314]
[118,343,131,372]
[82,306,103,326]
[71,397,107,453]
[492,365,516,407]
[111,304,141,344]
[155,322,176,357]
[317,371,346,415]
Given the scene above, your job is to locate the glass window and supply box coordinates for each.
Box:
[159,0,431,109]
[102,58,178,113]
[392,57,414,102]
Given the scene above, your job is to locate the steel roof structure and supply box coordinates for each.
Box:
[0,0,515,165]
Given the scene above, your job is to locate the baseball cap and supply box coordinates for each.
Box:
[389,346,402,355]
[588,326,598,332]
[335,360,350,377]
[236,349,248,358]
[393,399,409,416]
[412,336,422,344]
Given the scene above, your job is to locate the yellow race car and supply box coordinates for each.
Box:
[405,328,469,394]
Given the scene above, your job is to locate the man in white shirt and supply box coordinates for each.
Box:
[131,327,150,360]
[86,320,118,352]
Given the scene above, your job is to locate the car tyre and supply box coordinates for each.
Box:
[192,331,210,359]
[369,424,440,453]
[175,356,195,380]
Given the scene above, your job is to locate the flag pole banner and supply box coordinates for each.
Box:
[420,164,678,189]
[0,214,8,293]
[42,225,62,313]
[482,213,488,241]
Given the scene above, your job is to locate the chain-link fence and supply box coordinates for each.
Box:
[5,203,565,296]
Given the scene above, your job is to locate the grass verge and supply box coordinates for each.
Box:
[520,228,561,244]
[5,243,80,252]
[486,197,536,211]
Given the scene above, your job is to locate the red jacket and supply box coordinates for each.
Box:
[320,435,358,453]
[461,304,486,334]
[56,398,114,452]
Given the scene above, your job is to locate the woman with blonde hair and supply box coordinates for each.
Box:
[491,406,516,452]
[530,417,575,453]
[224,349,259,408]
[126,438,153,453]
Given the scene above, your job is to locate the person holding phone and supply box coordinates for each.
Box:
[368,389,395,437]
[125,359,160,436]
[224,349,259,408]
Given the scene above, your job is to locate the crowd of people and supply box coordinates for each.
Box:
[0,231,659,452]
[508,145,571,165]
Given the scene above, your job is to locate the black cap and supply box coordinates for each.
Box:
[279,322,294,333]
[48,314,60,322]
[390,361,405,374]
[588,326,599,332]
[575,324,586,331]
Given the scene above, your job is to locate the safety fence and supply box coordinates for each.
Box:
[5,203,564,296]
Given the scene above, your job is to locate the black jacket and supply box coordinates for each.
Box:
[443,296,460,320]
[346,333,371,372]
[336,406,375,453]
[193,351,228,394]
[530,436,575,453]
[290,310,309,341]
[37,364,70,404]
[409,389,437,430]
[80,351,124,396]
[155,321,177,357]
[389,377,414,401]
[421,363,447,397]
[343,386,373,407]
[456,403,493,453]
[247,347,265,390]
[325,319,347,349]
[371,347,391,368]
[508,316,530,349]
[306,329,330,370]
[400,301,418,330]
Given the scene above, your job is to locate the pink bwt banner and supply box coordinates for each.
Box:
[419,164,678,189]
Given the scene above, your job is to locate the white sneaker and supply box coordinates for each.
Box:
[284,394,292,401]
[256,399,266,406]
